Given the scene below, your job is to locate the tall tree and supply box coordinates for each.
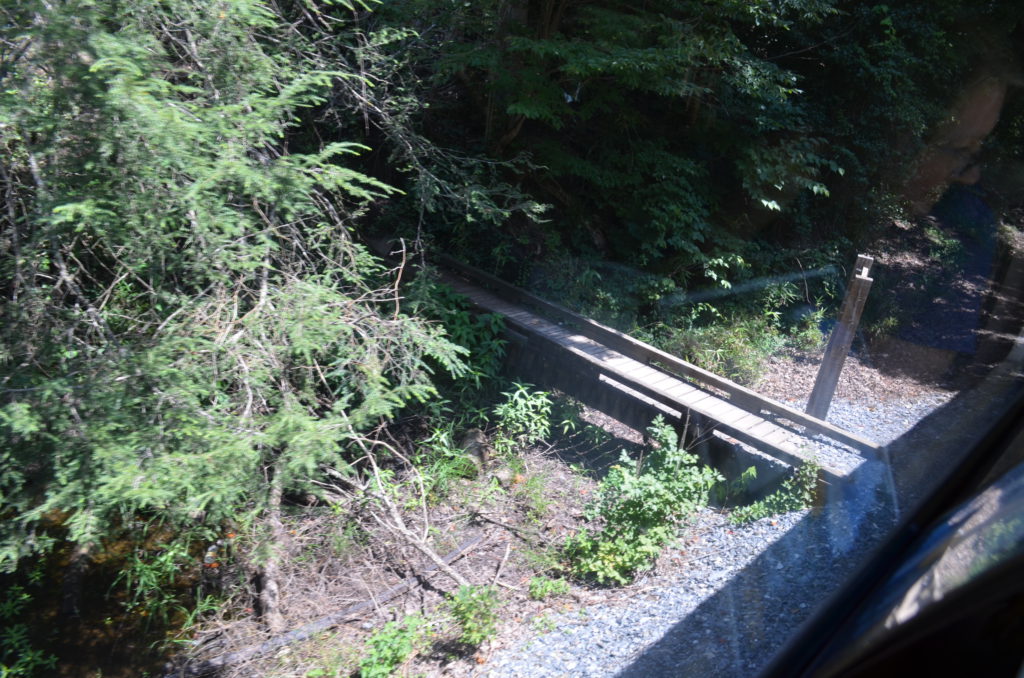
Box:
[0,0,464,580]
[386,0,1021,280]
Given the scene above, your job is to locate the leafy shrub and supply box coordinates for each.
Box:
[924,224,966,266]
[414,423,481,502]
[0,584,57,677]
[656,278,834,381]
[565,417,722,584]
[730,461,820,524]
[114,535,199,626]
[406,274,507,384]
[446,585,501,648]
[359,615,424,678]
[789,306,826,352]
[515,473,553,523]
[493,384,552,452]
[663,317,783,385]
[712,465,761,506]
[0,0,469,583]
[528,576,570,601]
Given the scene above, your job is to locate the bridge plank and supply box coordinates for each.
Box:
[645,372,678,391]
[663,381,701,399]
[440,268,844,472]
[670,387,716,408]
[438,255,879,456]
[704,403,751,427]
[732,412,766,432]
[744,420,777,437]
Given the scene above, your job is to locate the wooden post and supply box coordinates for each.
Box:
[806,255,875,420]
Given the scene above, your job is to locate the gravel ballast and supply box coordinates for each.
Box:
[474,393,954,678]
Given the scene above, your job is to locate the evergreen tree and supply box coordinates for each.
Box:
[0,0,465,570]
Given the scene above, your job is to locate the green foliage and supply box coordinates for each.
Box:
[712,465,761,506]
[414,423,479,502]
[565,417,722,584]
[531,613,557,633]
[172,594,222,645]
[666,317,784,384]
[358,615,425,678]
[114,536,197,626]
[406,272,507,384]
[0,0,467,591]
[527,576,570,601]
[320,10,550,238]
[445,585,501,648]
[368,0,1024,290]
[519,541,564,576]
[924,224,966,266]
[493,384,552,453]
[790,306,827,352]
[530,256,692,329]
[730,461,820,524]
[649,274,832,383]
[514,473,553,523]
[414,0,854,268]
[0,584,57,677]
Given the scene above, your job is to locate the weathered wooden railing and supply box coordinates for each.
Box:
[437,254,881,457]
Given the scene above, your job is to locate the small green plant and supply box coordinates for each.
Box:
[329,521,367,558]
[114,536,197,626]
[665,316,783,384]
[730,461,820,524]
[564,416,722,584]
[789,306,826,352]
[493,384,552,453]
[552,396,612,447]
[0,584,57,677]
[358,615,425,678]
[415,423,480,502]
[520,543,563,574]
[406,276,507,383]
[170,594,222,648]
[924,224,965,265]
[515,474,552,523]
[865,313,900,340]
[446,585,501,648]
[712,465,760,505]
[528,576,570,601]
[551,395,584,436]
[531,613,557,633]
[762,282,800,326]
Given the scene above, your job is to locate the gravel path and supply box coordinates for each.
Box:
[469,197,1009,677]
[473,393,952,678]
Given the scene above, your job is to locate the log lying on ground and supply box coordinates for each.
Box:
[165,535,484,677]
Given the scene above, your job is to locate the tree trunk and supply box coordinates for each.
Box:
[258,463,287,634]
[60,541,94,620]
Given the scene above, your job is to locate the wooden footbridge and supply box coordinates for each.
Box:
[435,256,882,481]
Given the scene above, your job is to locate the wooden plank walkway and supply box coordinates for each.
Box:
[443,274,822,470]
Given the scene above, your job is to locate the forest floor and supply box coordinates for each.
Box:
[169,335,958,678]
[70,201,1024,677]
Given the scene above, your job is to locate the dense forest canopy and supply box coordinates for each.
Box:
[368,0,1022,269]
[1,0,1023,671]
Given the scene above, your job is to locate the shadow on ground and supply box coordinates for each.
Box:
[615,364,1024,677]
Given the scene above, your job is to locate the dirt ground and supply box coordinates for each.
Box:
[165,207,1024,677]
